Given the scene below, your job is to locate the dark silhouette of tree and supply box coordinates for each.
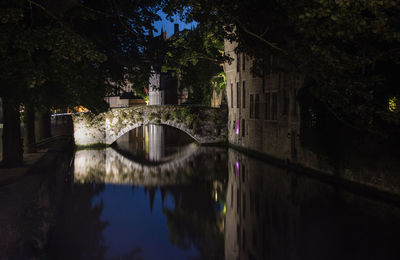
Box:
[164,24,227,105]
[0,0,162,166]
[163,182,225,260]
[47,182,108,260]
[162,0,400,136]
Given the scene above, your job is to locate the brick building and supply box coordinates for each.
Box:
[224,40,400,195]
[225,40,303,163]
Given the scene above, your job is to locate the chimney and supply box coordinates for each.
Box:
[174,23,179,35]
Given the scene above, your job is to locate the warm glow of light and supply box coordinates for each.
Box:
[236,161,239,177]
[389,97,398,112]
[67,106,89,113]
[76,106,89,112]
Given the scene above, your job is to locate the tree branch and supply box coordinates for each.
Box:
[234,18,284,53]
[110,0,138,36]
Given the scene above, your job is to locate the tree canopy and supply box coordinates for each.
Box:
[0,0,161,112]
[0,0,162,166]
[163,0,400,136]
[163,23,226,105]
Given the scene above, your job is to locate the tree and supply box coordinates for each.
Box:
[163,23,227,105]
[0,0,161,166]
[163,0,400,137]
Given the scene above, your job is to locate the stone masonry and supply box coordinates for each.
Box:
[73,105,227,146]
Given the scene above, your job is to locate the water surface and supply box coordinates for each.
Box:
[45,124,400,260]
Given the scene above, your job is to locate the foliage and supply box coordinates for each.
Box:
[0,0,162,112]
[163,22,227,105]
[163,182,225,260]
[163,0,400,136]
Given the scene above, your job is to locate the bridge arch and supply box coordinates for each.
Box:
[106,121,202,145]
[73,105,227,147]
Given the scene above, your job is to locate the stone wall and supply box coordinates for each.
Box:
[73,105,228,146]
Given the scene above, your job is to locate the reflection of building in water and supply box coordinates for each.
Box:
[115,126,147,156]
[225,149,300,260]
[225,149,400,260]
[114,124,165,161]
[114,124,195,162]
[148,124,165,161]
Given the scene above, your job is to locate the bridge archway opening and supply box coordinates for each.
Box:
[111,124,197,163]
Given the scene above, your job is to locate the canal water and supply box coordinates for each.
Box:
[46,125,399,260]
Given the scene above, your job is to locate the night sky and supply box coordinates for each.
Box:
[153,10,198,37]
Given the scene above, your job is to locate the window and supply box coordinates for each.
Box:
[231,185,233,208]
[242,81,246,108]
[237,53,240,72]
[237,82,240,108]
[237,225,241,246]
[250,191,254,213]
[230,83,233,108]
[242,53,246,70]
[250,94,254,118]
[242,229,246,250]
[292,88,298,116]
[255,192,260,217]
[283,90,289,115]
[253,229,258,248]
[255,94,260,119]
[242,119,245,137]
[242,193,246,219]
[237,189,240,214]
[272,92,278,120]
[265,93,270,120]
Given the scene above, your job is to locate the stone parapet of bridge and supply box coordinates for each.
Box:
[73,105,227,146]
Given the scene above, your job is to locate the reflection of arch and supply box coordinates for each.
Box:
[73,105,227,146]
[74,144,212,186]
[109,143,200,171]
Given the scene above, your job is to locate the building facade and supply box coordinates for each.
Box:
[224,40,400,195]
[225,40,304,163]
[148,67,179,105]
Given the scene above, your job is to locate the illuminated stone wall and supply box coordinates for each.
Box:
[72,105,228,146]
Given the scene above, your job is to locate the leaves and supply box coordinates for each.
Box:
[0,0,162,111]
[163,0,400,135]
[162,24,226,105]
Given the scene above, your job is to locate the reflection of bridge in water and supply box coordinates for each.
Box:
[74,144,218,186]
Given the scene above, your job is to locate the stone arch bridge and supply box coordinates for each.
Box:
[73,105,227,146]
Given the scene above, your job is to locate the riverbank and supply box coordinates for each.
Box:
[0,121,74,259]
[229,142,400,205]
